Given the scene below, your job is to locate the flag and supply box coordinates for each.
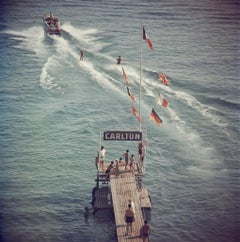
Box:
[156,93,169,108]
[127,86,135,102]
[143,27,153,50]
[159,72,171,86]
[150,109,162,126]
[131,105,141,122]
[162,97,169,108]
[122,67,129,84]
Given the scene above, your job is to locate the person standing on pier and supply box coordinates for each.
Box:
[124,204,135,236]
[129,154,136,176]
[138,142,144,170]
[123,149,129,170]
[115,159,119,175]
[140,220,151,242]
[95,152,99,169]
[115,157,122,175]
[99,146,106,170]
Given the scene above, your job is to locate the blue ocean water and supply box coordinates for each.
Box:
[0,0,239,241]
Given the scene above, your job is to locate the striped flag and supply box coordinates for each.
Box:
[122,67,129,84]
[150,109,162,126]
[143,27,153,50]
[127,86,135,102]
[131,105,141,122]
[159,94,169,108]
[162,97,169,108]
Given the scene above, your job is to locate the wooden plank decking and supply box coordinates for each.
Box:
[93,162,151,241]
[110,172,145,242]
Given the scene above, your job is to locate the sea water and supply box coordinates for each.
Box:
[0,0,239,241]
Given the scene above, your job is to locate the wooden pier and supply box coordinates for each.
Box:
[92,162,151,241]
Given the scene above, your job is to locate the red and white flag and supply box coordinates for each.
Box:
[162,97,169,108]
[143,27,154,50]
[127,86,136,102]
[131,105,141,122]
[122,67,129,84]
[158,93,169,107]
[159,72,171,86]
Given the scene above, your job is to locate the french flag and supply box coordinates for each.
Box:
[143,27,154,50]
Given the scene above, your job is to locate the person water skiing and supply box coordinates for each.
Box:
[80,50,84,61]
[116,56,122,64]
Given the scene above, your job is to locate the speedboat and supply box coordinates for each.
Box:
[42,12,61,35]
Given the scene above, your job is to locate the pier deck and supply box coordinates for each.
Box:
[92,162,151,241]
[111,173,144,241]
[110,163,150,242]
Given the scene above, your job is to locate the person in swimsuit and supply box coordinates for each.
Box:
[128,198,135,214]
[116,56,122,64]
[95,152,99,169]
[84,206,93,219]
[123,149,129,170]
[99,146,106,170]
[124,204,135,235]
[140,220,151,242]
[104,161,114,182]
[129,154,135,176]
[80,50,84,60]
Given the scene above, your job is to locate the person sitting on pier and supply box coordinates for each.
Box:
[128,198,135,214]
[129,154,136,176]
[124,203,135,236]
[104,161,114,183]
[140,220,151,242]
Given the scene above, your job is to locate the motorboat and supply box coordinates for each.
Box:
[42,12,61,35]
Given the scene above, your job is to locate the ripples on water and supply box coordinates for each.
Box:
[1,0,239,241]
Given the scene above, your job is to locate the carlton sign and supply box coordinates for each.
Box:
[103,131,142,141]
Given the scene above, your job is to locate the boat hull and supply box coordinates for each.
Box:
[42,13,61,36]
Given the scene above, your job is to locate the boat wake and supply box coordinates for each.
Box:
[61,23,107,52]
[3,27,47,57]
[39,56,62,91]
[4,24,229,152]
[142,70,228,129]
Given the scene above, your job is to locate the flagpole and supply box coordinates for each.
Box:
[139,21,143,132]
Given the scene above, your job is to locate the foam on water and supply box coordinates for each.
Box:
[1,1,239,241]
